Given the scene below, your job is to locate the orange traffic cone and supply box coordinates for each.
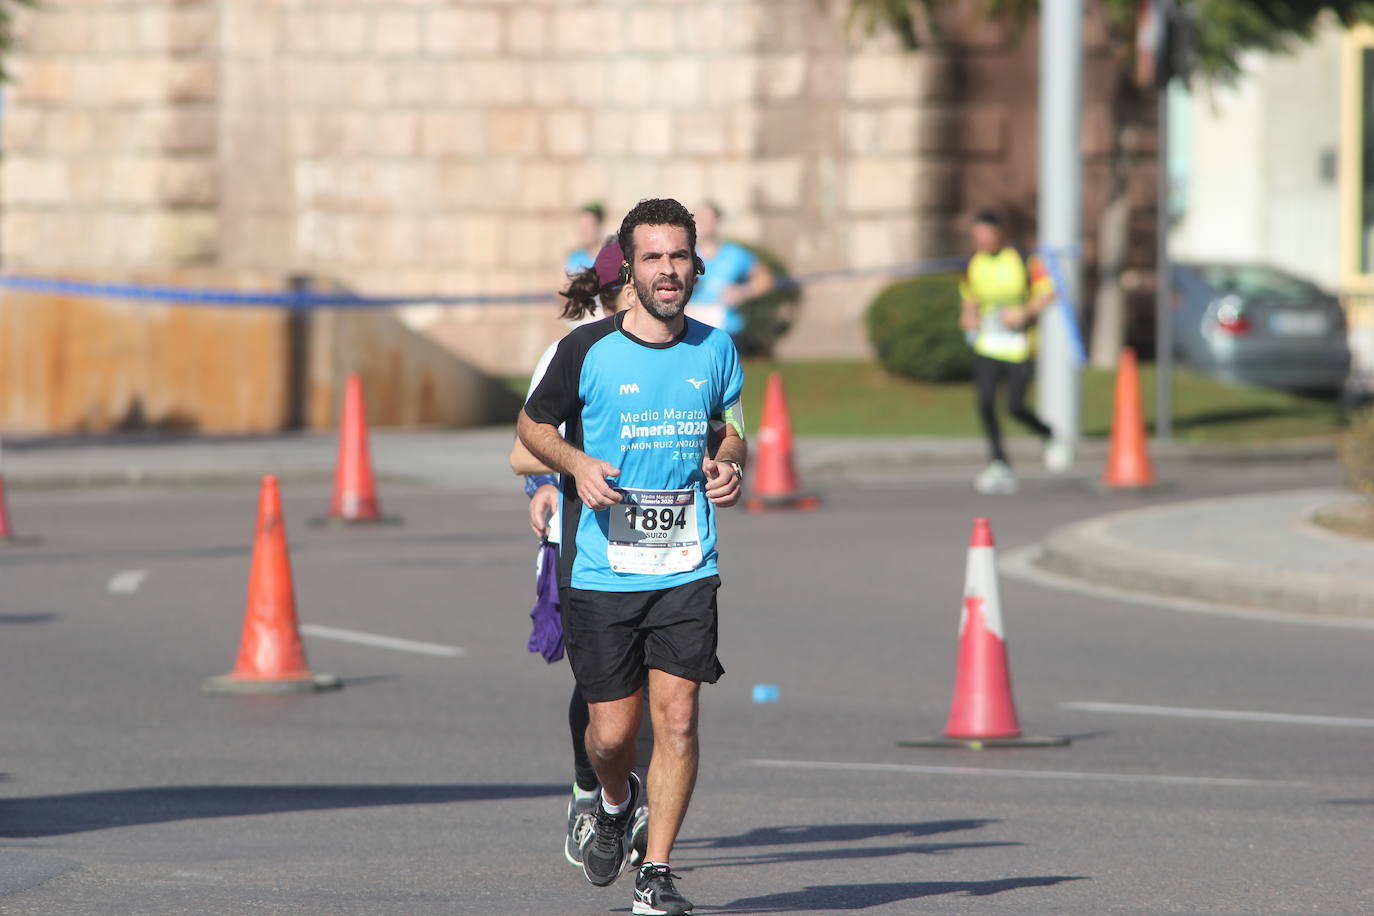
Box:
[899,518,1067,749]
[1102,347,1157,489]
[744,372,819,512]
[203,475,341,694]
[315,373,400,526]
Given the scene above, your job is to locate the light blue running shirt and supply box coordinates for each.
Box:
[524,312,745,592]
[564,249,596,275]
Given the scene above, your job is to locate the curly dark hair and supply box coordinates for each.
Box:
[617,198,697,264]
[558,267,620,322]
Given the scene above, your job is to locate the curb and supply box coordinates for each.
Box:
[1034,493,1374,620]
[1,433,1339,491]
[794,435,1337,475]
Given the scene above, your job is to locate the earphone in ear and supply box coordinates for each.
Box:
[694,256,706,276]
[619,261,631,286]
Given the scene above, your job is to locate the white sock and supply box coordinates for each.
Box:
[572,784,597,802]
[601,786,630,816]
[642,861,669,873]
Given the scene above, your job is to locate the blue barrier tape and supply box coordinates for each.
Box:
[0,249,1075,311]
[1034,246,1088,367]
[0,274,551,308]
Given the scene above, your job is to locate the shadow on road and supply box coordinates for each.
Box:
[0,783,566,838]
[704,876,1089,912]
[679,820,997,850]
[0,613,59,624]
[677,820,1018,869]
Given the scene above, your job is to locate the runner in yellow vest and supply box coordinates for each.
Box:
[958,211,1069,494]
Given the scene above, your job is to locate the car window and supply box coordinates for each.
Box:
[1195,265,1321,300]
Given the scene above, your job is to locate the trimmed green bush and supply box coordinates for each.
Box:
[732,240,801,359]
[865,273,973,383]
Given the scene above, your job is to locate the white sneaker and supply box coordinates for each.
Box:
[1043,438,1072,473]
[974,461,1017,495]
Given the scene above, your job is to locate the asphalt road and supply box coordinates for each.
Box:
[1,460,1370,915]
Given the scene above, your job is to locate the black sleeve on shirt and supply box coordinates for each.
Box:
[523,337,581,428]
[523,315,620,428]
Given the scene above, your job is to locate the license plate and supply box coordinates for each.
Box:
[1268,311,1326,335]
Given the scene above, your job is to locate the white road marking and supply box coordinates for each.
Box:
[106,569,149,595]
[999,544,1374,631]
[299,624,467,658]
[1060,701,1374,730]
[745,758,1304,789]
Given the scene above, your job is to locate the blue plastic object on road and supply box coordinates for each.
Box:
[752,684,780,703]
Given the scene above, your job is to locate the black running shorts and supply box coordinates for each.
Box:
[560,576,724,703]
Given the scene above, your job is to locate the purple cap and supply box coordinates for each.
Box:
[592,241,625,288]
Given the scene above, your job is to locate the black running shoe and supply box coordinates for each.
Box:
[580,772,641,887]
[627,804,650,868]
[633,864,693,915]
[564,789,598,866]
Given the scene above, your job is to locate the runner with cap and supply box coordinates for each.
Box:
[512,239,650,869]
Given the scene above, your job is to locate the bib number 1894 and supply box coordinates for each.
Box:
[625,505,688,532]
[607,487,702,575]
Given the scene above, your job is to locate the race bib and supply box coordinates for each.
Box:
[607,487,702,575]
[978,308,1029,360]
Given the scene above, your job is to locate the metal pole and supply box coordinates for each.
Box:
[1155,79,1175,440]
[286,275,312,432]
[1037,0,1084,449]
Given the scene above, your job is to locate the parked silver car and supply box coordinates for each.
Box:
[1171,262,1351,393]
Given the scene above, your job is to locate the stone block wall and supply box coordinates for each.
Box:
[4,0,220,270]
[3,0,1153,392]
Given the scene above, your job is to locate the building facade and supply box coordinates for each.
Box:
[2,0,1148,432]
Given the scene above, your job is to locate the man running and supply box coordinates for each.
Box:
[518,198,746,916]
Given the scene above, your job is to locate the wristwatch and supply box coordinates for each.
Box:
[720,459,743,481]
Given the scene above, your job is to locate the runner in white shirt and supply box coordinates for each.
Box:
[510,240,649,869]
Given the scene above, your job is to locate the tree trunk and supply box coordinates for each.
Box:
[1089,74,1146,369]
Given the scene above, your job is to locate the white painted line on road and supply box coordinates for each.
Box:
[106,569,149,595]
[746,758,1304,789]
[1061,701,1374,730]
[299,624,467,658]
[999,544,1374,631]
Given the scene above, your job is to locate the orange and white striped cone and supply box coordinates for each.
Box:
[899,517,1068,749]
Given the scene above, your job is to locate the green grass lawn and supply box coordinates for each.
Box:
[505,359,1348,442]
[737,360,1348,442]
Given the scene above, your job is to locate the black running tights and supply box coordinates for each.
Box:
[973,354,1053,464]
[569,684,599,792]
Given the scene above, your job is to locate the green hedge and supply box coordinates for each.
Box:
[865,273,972,383]
[732,240,801,359]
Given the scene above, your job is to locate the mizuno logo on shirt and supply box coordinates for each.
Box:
[685,378,707,389]
[619,383,640,395]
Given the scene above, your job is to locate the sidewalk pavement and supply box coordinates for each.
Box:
[3,428,1367,620]
[1032,487,1374,620]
